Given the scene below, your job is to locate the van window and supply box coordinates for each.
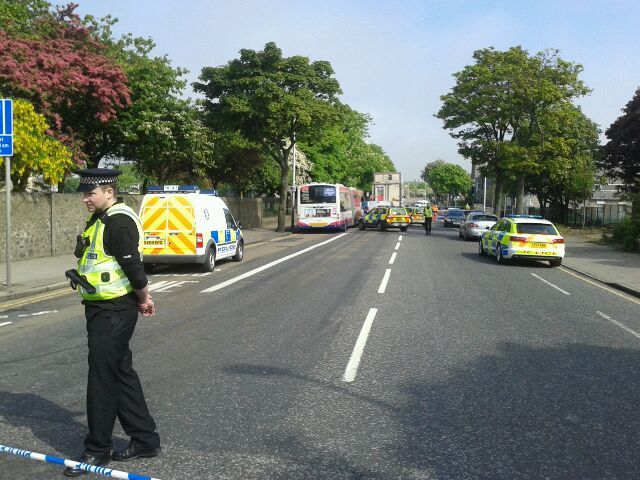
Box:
[223,209,236,229]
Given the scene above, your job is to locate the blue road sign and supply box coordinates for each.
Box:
[0,99,13,156]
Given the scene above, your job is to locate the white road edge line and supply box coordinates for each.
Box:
[597,311,640,340]
[530,273,571,295]
[342,308,378,383]
[378,269,392,294]
[389,252,397,265]
[0,321,12,327]
[201,233,348,293]
[394,242,401,250]
[398,235,403,241]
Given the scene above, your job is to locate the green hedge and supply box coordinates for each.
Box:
[609,218,640,252]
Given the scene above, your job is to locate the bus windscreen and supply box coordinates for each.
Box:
[300,185,336,204]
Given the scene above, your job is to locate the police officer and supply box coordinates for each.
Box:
[423,203,433,235]
[64,169,160,477]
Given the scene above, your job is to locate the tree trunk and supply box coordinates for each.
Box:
[632,192,640,220]
[515,178,526,215]
[277,156,289,232]
[493,174,504,217]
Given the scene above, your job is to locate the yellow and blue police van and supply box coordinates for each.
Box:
[139,185,243,272]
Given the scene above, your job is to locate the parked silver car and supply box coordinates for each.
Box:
[459,213,498,240]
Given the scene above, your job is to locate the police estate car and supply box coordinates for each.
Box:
[358,206,411,232]
[478,215,565,267]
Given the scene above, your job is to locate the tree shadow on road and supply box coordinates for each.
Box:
[224,341,640,478]
[0,391,85,457]
[396,342,640,479]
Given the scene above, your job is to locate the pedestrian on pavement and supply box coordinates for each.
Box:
[423,204,433,235]
[64,169,161,477]
[464,203,470,210]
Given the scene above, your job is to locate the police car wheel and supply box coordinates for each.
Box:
[358,220,365,230]
[478,240,485,256]
[377,221,384,231]
[400,226,408,232]
[233,240,244,262]
[201,247,215,272]
[496,247,506,264]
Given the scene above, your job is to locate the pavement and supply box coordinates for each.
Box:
[0,228,290,304]
[562,233,640,298]
[0,228,638,306]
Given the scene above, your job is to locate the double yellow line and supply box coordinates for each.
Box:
[0,288,73,313]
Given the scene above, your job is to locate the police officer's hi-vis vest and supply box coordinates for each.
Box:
[77,203,143,301]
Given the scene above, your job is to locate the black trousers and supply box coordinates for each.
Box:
[424,218,432,234]
[84,304,160,455]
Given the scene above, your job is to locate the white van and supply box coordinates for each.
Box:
[139,185,244,272]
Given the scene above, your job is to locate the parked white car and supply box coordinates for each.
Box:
[459,213,498,240]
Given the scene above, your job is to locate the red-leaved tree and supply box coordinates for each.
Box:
[0,4,131,166]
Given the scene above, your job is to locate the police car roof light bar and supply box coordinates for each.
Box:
[0,444,161,480]
[506,214,543,219]
[146,185,200,194]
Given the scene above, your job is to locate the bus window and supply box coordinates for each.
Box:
[300,185,336,204]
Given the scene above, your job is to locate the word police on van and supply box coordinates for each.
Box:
[139,185,244,272]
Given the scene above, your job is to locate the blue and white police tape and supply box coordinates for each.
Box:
[0,444,161,480]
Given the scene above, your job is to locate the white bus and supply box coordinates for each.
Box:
[296,183,362,231]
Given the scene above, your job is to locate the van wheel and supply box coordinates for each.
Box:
[233,240,244,262]
[549,259,562,267]
[143,263,155,274]
[201,246,215,272]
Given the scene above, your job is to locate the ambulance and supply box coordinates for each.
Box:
[139,185,244,272]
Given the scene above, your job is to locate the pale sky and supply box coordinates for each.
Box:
[77,0,640,181]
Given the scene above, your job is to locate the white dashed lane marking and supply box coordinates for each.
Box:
[597,311,640,340]
[0,321,12,327]
[378,269,391,294]
[343,308,378,383]
[530,273,570,295]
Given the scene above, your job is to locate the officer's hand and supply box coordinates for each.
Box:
[138,295,156,317]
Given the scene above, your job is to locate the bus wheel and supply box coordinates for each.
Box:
[201,246,215,272]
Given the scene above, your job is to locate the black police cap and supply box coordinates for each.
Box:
[76,168,122,192]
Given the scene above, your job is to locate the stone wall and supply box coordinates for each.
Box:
[0,194,274,261]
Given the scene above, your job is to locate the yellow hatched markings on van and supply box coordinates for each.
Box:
[142,195,168,255]
[166,196,195,255]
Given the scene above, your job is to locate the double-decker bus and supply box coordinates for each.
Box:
[296,183,363,230]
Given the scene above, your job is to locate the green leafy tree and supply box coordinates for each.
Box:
[301,104,395,191]
[527,104,599,219]
[194,42,342,231]
[437,47,591,215]
[604,88,640,218]
[422,162,472,203]
[0,0,50,37]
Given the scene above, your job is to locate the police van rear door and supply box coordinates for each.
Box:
[141,192,196,256]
